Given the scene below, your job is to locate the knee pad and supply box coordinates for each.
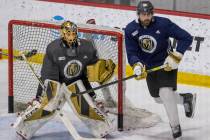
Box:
[42,79,65,111]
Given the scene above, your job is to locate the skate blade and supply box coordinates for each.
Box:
[16,131,27,140]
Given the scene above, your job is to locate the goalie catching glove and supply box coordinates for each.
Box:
[164,51,183,71]
[87,59,116,84]
[133,62,147,80]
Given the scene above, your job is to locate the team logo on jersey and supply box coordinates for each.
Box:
[138,35,157,53]
[64,60,82,78]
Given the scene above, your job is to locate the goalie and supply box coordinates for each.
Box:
[12,21,116,139]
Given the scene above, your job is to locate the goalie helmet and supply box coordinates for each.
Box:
[61,21,78,47]
[137,1,154,15]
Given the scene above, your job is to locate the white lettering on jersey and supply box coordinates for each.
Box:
[58,56,66,61]
[132,30,138,37]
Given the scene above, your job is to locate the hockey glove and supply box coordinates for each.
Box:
[87,59,116,84]
[164,51,183,71]
[132,62,147,80]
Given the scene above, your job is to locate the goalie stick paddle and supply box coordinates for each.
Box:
[0,49,37,60]
[72,64,167,96]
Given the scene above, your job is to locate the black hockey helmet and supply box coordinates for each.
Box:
[137,1,154,15]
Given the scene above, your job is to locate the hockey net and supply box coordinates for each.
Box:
[8,20,160,130]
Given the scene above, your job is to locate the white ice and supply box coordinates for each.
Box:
[0,60,210,140]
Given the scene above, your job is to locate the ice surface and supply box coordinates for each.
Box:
[1,60,210,140]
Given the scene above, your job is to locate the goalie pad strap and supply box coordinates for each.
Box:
[67,83,105,121]
[24,80,61,121]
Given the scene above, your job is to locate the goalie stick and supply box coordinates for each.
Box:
[72,64,167,96]
[1,49,37,60]
[20,52,45,89]
[59,110,106,140]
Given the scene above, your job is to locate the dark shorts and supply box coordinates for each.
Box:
[146,69,177,98]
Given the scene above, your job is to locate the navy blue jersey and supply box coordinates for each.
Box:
[125,16,193,69]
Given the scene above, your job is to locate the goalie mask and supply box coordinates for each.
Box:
[61,21,78,47]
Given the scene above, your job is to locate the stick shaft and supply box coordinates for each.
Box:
[20,53,45,89]
[74,64,167,96]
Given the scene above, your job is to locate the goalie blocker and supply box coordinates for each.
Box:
[87,59,116,84]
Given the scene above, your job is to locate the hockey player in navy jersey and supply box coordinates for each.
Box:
[125,1,196,139]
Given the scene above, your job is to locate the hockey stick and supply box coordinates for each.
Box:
[1,49,37,60]
[59,110,106,140]
[20,52,45,89]
[72,64,167,96]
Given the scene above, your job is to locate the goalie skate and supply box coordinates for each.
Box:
[16,131,27,140]
[14,116,53,140]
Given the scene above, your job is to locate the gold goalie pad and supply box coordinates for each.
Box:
[24,80,60,121]
[67,83,105,121]
[87,59,116,84]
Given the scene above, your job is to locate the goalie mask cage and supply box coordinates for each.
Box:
[8,20,126,130]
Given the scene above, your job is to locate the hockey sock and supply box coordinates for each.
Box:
[159,87,180,127]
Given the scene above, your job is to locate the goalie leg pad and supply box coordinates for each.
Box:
[15,114,55,140]
[24,80,62,121]
[42,79,65,111]
[62,80,116,138]
[13,99,56,139]
[65,82,105,121]
[13,80,64,139]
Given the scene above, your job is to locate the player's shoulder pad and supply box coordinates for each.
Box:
[125,20,139,34]
[47,38,62,50]
[79,38,95,50]
[46,38,62,53]
[125,20,138,32]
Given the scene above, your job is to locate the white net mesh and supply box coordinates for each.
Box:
[9,20,160,130]
[12,26,58,104]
